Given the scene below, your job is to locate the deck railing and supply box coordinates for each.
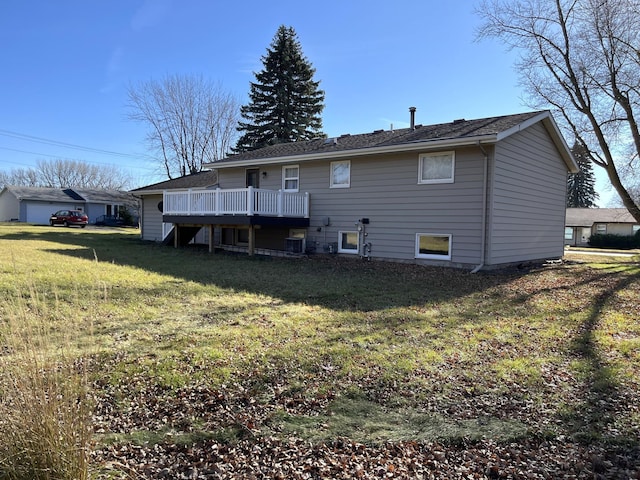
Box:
[163,187,309,218]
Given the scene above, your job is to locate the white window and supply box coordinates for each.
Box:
[415,233,452,260]
[596,224,607,234]
[338,231,359,254]
[282,165,299,192]
[418,151,455,184]
[330,160,350,188]
[564,227,574,240]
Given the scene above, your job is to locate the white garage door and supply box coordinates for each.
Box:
[26,203,76,225]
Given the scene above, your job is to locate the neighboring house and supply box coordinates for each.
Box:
[133,110,578,270]
[565,208,639,246]
[0,186,138,225]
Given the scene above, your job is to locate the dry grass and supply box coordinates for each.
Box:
[0,282,92,480]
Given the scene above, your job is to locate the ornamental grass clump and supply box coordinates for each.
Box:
[0,284,92,480]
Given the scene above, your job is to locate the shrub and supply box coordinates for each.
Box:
[588,233,640,249]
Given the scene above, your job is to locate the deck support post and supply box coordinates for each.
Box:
[174,224,178,249]
[209,225,215,253]
[248,225,255,256]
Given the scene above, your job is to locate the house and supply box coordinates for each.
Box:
[133,110,578,270]
[0,186,138,225]
[565,208,639,246]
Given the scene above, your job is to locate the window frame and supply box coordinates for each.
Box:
[596,224,607,234]
[564,227,574,240]
[330,160,351,188]
[282,164,300,192]
[338,230,359,254]
[418,151,455,184]
[415,233,452,260]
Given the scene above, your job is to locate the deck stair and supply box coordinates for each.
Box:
[161,226,202,247]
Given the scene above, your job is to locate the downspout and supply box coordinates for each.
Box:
[471,142,489,273]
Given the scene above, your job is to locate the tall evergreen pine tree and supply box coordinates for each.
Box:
[235,26,325,152]
[567,141,599,207]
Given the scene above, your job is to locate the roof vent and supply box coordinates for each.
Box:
[409,106,417,130]
[323,137,338,146]
[453,118,465,124]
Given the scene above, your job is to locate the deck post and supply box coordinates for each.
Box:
[248,225,255,256]
[209,225,214,253]
[304,192,310,218]
[174,224,179,249]
[247,186,254,216]
[277,190,283,217]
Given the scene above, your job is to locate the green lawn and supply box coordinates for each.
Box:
[1,223,639,478]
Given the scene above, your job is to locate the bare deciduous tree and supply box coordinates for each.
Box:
[0,159,130,190]
[477,0,640,221]
[0,168,39,188]
[37,159,130,189]
[127,74,239,179]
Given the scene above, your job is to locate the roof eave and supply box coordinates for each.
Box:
[131,189,165,196]
[205,134,499,169]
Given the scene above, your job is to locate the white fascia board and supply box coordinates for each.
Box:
[495,111,551,141]
[131,189,165,196]
[207,135,497,169]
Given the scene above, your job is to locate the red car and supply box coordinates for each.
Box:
[49,209,88,228]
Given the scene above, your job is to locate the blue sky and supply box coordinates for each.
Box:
[0,0,615,203]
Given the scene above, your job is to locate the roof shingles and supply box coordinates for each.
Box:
[215,111,543,163]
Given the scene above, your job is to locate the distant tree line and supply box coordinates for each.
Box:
[0,159,130,190]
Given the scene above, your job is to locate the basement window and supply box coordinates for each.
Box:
[338,231,359,254]
[415,233,452,260]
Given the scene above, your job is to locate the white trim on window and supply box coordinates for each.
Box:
[415,233,452,260]
[282,165,299,192]
[330,160,351,188]
[338,230,359,254]
[418,151,455,184]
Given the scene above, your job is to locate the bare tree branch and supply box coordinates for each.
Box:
[0,159,130,190]
[477,0,640,220]
[127,75,239,179]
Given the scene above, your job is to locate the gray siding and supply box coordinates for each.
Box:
[141,194,164,242]
[218,147,487,266]
[0,190,20,221]
[488,123,567,264]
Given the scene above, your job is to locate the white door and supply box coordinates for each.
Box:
[26,203,73,225]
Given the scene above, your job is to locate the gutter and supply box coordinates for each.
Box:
[471,141,490,273]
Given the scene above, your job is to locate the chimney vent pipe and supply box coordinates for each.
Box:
[409,107,416,130]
